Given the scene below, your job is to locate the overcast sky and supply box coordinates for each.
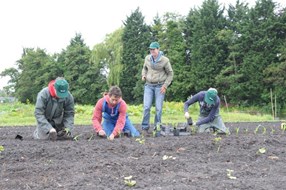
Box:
[0,0,285,89]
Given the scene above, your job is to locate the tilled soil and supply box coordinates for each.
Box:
[1,122,286,190]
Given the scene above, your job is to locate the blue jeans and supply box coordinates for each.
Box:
[102,117,140,137]
[141,84,165,130]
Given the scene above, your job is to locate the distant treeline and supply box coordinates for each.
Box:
[1,0,286,113]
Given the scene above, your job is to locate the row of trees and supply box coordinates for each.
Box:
[1,0,286,113]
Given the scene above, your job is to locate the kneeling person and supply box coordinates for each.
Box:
[92,86,140,140]
[184,88,229,134]
[34,77,75,140]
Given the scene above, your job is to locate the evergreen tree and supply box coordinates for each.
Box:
[58,33,95,104]
[187,0,228,94]
[15,48,57,103]
[120,8,151,103]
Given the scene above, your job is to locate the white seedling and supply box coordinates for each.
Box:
[124,176,136,187]
[226,169,237,179]
[162,155,176,160]
[257,147,266,154]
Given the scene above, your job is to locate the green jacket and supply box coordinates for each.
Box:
[142,54,173,88]
[34,87,74,133]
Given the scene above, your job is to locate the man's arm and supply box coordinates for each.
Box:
[112,101,127,136]
[196,103,219,125]
[183,93,200,113]
[141,57,148,80]
[63,93,75,131]
[34,90,53,133]
[163,60,173,89]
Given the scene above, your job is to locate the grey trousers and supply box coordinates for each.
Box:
[197,115,229,134]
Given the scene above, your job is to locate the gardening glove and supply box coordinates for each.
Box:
[57,128,71,138]
[108,133,115,141]
[98,129,106,137]
[184,112,190,119]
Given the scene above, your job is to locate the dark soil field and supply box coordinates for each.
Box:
[1,122,286,190]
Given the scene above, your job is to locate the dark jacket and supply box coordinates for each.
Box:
[184,91,220,125]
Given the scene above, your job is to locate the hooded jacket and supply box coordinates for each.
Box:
[142,52,173,89]
[92,95,127,136]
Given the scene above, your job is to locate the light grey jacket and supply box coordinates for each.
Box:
[142,54,173,88]
[34,87,74,134]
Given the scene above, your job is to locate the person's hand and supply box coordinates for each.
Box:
[184,112,190,119]
[98,129,106,137]
[49,128,56,133]
[142,76,146,81]
[57,128,71,137]
[108,133,115,141]
[160,86,166,94]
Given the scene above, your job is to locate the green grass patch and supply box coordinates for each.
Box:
[0,101,275,126]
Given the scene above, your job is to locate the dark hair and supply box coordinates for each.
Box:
[108,86,122,98]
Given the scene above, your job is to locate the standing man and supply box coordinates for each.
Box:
[184,88,229,134]
[92,86,140,140]
[34,77,75,140]
[141,42,173,134]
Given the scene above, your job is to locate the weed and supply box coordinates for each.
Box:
[244,128,248,134]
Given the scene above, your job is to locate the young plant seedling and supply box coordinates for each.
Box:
[244,128,248,134]
[153,123,161,137]
[73,134,82,141]
[254,125,261,134]
[124,176,136,187]
[88,133,94,141]
[235,127,240,135]
[280,123,286,134]
[270,127,275,135]
[162,155,176,160]
[213,137,222,153]
[0,145,4,153]
[257,147,266,154]
[226,169,237,179]
[190,125,197,135]
[262,127,267,135]
[135,137,145,144]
